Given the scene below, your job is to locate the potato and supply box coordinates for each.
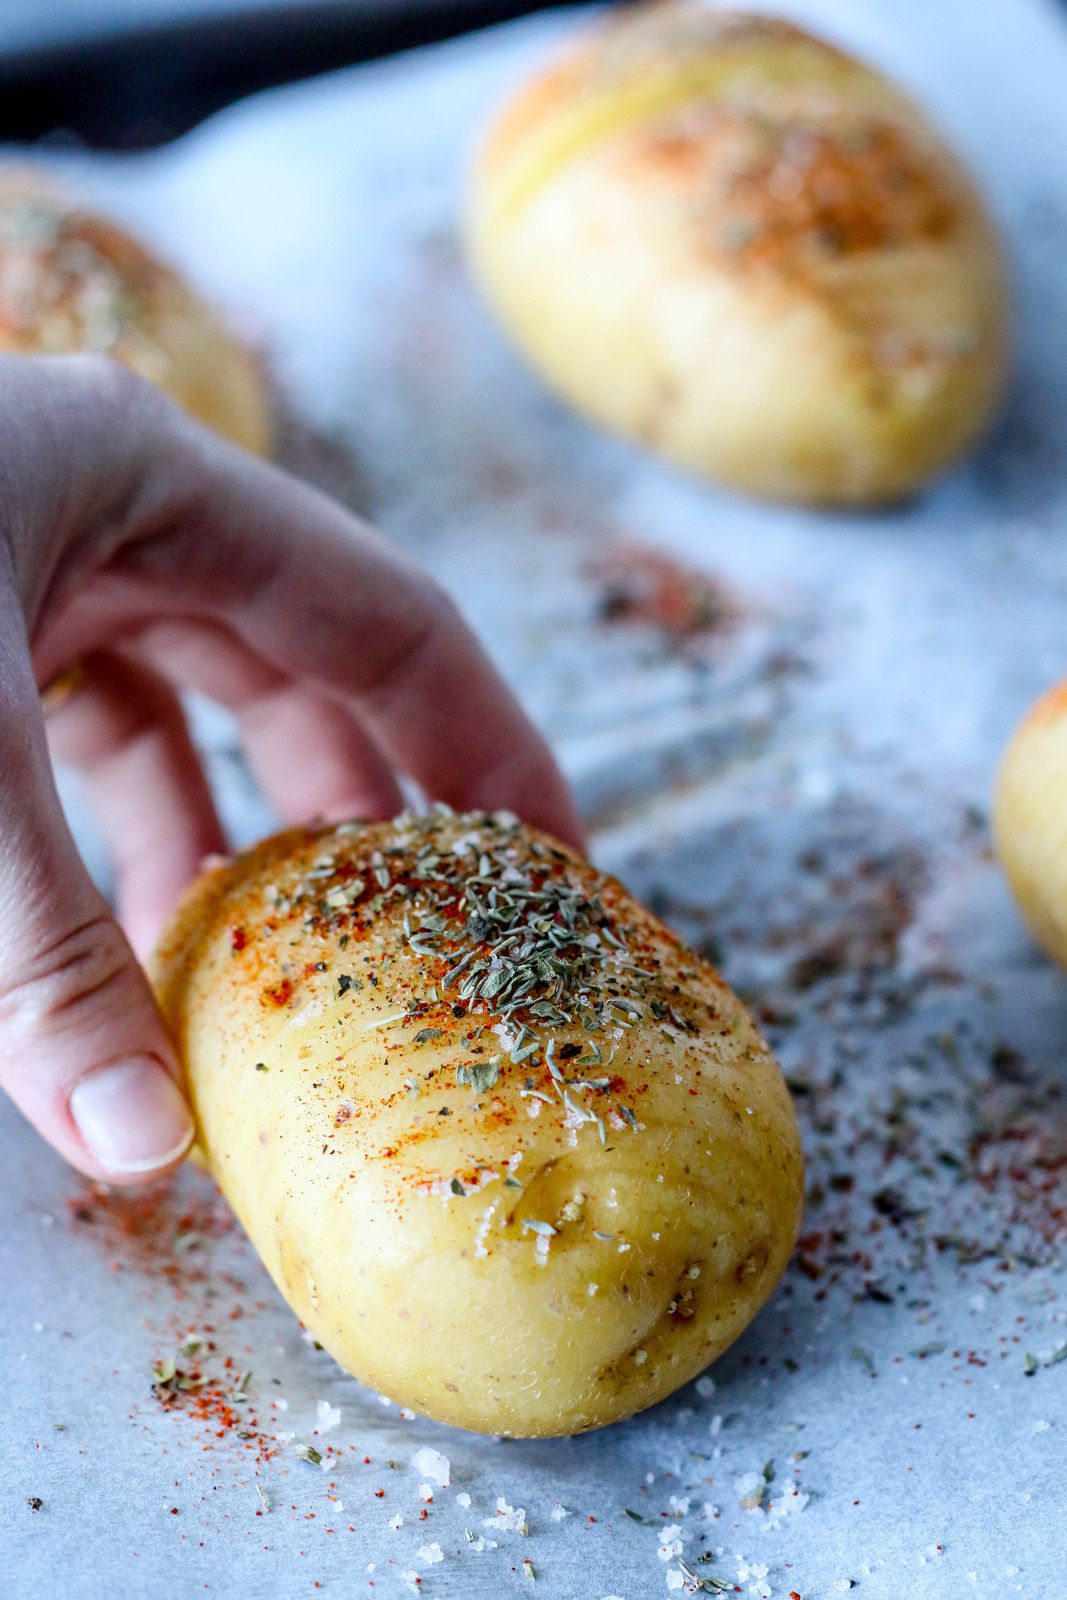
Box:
[995,681,1067,970]
[467,2,1008,507]
[153,808,803,1437]
[0,171,271,455]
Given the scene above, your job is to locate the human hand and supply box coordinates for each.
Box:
[0,354,582,1184]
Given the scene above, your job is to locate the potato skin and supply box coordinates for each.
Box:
[467,3,1008,507]
[995,682,1067,970]
[0,171,271,455]
[154,810,803,1437]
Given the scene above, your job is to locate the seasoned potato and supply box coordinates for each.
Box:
[153,809,803,1437]
[995,682,1067,970]
[0,171,272,455]
[467,2,1008,506]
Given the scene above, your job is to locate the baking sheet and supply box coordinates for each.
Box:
[4,2,1067,1595]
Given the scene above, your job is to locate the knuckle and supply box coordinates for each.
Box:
[38,351,142,423]
[0,912,137,1043]
[61,351,148,406]
[58,353,174,449]
[357,605,441,707]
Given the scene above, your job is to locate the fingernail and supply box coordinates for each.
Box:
[70,1057,194,1175]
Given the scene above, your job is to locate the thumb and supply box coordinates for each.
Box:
[0,605,193,1184]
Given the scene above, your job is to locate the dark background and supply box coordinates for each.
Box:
[0,0,591,150]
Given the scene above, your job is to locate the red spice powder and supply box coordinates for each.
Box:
[590,543,742,647]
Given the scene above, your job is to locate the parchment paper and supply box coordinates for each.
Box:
[4,3,1067,1596]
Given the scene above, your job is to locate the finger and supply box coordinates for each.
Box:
[239,683,404,822]
[43,650,226,960]
[0,590,193,1183]
[31,414,584,848]
[121,617,403,825]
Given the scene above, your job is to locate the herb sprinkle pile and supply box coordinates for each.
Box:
[231,806,714,1167]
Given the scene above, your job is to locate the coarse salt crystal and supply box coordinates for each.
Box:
[388,1515,404,1531]
[486,1498,528,1534]
[417,1543,444,1565]
[315,1400,341,1433]
[658,1526,684,1561]
[411,1447,450,1487]
[665,1573,685,1592]
[550,1503,569,1521]
[766,1481,808,1526]
[695,1376,715,1398]
[455,1492,472,1509]
[291,1000,325,1028]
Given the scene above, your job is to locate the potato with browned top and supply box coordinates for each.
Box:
[0,172,271,455]
[153,808,803,1436]
[467,2,1008,506]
